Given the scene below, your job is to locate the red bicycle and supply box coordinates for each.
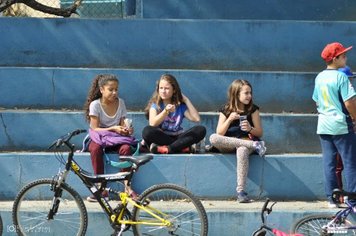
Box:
[252,198,303,236]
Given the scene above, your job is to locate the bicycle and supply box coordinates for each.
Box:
[252,198,303,236]
[12,129,208,236]
[291,189,356,235]
[0,213,2,236]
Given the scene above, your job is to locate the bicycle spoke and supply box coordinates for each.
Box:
[132,184,208,236]
[13,179,87,236]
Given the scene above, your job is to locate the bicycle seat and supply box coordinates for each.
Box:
[119,154,153,167]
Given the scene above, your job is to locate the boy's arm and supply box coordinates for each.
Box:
[345,96,356,120]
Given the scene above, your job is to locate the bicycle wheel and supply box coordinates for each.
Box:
[12,178,88,236]
[291,214,356,236]
[0,214,3,236]
[132,183,208,236]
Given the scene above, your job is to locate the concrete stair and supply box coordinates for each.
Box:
[1,1,355,235]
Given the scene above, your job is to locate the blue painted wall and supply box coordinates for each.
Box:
[0,153,325,200]
[140,0,356,21]
[0,111,321,153]
[0,67,322,112]
[0,18,355,71]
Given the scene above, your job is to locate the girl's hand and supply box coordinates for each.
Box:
[113,125,130,136]
[127,127,134,135]
[165,104,176,113]
[240,120,252,132]
[228,112,239,122]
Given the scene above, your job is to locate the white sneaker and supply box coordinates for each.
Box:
[328,200,339,208]
[254,141,267,157]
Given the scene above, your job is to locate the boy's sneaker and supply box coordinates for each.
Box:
[150,143,169,154]
[328,197,340,208]
[254,141,267,157]
[237,191,251,203]
[328,201,339,208]
[87,190,109,203]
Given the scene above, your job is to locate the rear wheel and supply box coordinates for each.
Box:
[291,214,356,236]
[12,178,88,236]
[132,183,208,236]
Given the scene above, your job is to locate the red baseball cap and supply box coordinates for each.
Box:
[321,42,352,62]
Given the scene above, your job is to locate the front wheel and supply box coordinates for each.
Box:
[0,214,3,236]
[291,214,356,236]
[132,183,208,236]
[12,178,88,236]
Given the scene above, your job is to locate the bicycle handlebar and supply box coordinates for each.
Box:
[260,198,276,224]
[48,129,87,150]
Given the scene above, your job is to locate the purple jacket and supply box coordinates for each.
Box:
[89,129,138,147]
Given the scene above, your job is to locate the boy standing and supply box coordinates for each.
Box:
[313,42,356,208]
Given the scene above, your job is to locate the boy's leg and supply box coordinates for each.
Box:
[335,153,344,190]
[335,133,356,194]
[319,135,339,199]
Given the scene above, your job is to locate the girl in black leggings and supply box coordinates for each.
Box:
[142,74,206,154]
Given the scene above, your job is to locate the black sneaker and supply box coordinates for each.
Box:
[237,191,251,203]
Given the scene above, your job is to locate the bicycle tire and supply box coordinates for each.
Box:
[132,183,208,236]
[291,214,356,236]
[252,228,267,236]
[0,214,3,236]
[12,178,88,236]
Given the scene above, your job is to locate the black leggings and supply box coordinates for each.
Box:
[142,125,206,153]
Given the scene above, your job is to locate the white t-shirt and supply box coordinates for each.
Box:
[89,98,127,128]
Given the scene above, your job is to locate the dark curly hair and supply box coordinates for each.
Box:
[83,74,119,122]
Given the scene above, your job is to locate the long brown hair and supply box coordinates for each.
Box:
[83,74,119,122]
[223,79,253,117]
[144,74,183,119]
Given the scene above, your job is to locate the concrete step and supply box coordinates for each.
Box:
[140,0,356,21]
[0,199,337,235]
[0,152,325,201]
[0,67,323,113]
[0,111,321,153]
[1,18,355,71]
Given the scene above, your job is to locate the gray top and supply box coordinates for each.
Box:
[89,98,127,128]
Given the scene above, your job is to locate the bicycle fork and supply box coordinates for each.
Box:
[47,169,69,220]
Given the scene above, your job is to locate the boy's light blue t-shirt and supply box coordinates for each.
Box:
[312,69,356,135]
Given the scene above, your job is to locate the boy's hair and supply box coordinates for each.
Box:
[83,74,119,122]
[144,74,183,119]
[223,79,253,117]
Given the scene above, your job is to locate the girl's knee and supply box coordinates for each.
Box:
[119,144,132,156]
[89,142,103,155]
[209,133,218,144]
[196,125,207,137]
[236,146,250,155]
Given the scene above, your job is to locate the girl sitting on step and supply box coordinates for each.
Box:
[83,74,138,202]
[142,73,206,154]
[209,79,266,203]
